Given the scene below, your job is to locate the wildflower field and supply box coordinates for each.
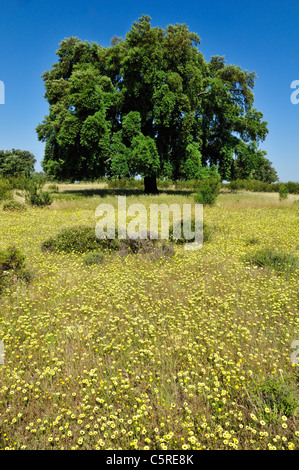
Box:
[0,188,298,450]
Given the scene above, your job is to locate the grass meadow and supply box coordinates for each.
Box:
[0,186,298,450]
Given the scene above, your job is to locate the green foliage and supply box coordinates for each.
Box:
[117,234,175,260]
[83,252,105,265]
[245,235,260,246]
[245,248,298,273]
[180,143,202,180]
[195,168,221,205]
[0,246,31,293]
[41,226,103,254]
[169,220,216,244]
[0,178,12,201]
[230,142,278,183]
[37,16,270,190]
[279,184,289,200]
[25,176,53,207]
[107,178,144,190]
[131,135,160,178]
[41,225,175,261]
[3,201,27,212]
[250,376,299,419]
[47,184,60,193]
[227,179,299,194]
[0,149,36,179]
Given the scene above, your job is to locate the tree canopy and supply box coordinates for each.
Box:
[36,14,272,192]
[0,149,36,178]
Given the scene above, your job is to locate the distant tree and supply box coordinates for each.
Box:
[0,149,36,178]
[230,142,278,182]
[36,15,269,193]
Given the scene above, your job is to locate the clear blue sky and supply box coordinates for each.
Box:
[0,0,298,182]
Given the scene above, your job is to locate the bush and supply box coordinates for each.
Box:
[107,179,144,190]
[25,185,53,207]
[250,376,299,419]
[3,201,27,212]
[42,225,175,261]
[169,219,216,245]
[41,226,104,254]
[195,177,221,205]
[227,179,299,194]
[245,236,260,246]
[24,176,53,207]
[0,246,32,292]
[245,248,298,273]
[279,184,289,201]
[48,184,59,193]
[83,252,105,265]
[0,178,12,201]
[116,230,175,260]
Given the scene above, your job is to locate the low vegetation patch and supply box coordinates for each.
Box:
[3,201,27,212]
[0,246,32,293]
[83,251,105,266]
[245,248,298,273]
[41,226,103,254]
[42,225,175,260]
[248,375,299,421]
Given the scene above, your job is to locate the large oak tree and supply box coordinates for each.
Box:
[36,15,269,193]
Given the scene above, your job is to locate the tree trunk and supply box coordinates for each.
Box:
[144,176,159,194]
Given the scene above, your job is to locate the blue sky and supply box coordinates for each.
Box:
[0,0,298,182]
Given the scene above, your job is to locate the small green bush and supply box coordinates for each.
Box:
[169,220,216,244]
[0,246,32,292]
[41,226,103,254]
[0,245,26,271]
[3,201,27,212]
[42,225,175,261]
[245,248,298,273]
[48,184,59,193]
[25,186,53,206]
[195,172,222,205]
[245,236,260,246]
[279,184,289,201]
[83,252,105,265]
[107,179,144,190]
[24,176,53,207]
[0,178,12,201]
[250,376,299,419]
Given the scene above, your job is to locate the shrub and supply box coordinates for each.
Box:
[0,246,32,292]
[250,376,299,419]
[41,226,104,254]
[107,179,144,190]
[169,220,216,245]
[116,231,175,259]
[195,169,222,205]
[48,184,59,193]
[279,184,289,201]
[83,252,105,265]
[0,178,12,201]
[245,248,298,273]
[245,236,260,246]
[24,176,53,207]
[3,201,27,212]
[42,225,175,261]
[25,185,53,207]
